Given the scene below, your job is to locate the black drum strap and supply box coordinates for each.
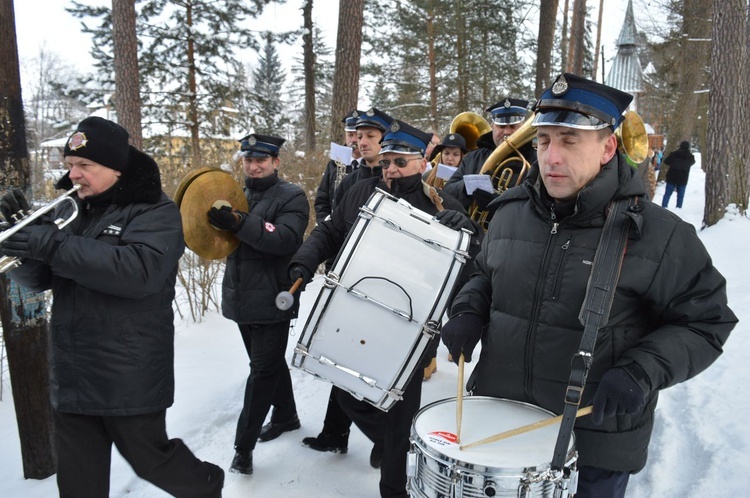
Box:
[551,197,636,471]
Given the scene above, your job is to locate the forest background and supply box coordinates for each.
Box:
[1,0,748,480]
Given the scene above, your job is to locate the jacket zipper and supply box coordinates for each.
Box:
[551,237,571,301]
[523,204,560,399]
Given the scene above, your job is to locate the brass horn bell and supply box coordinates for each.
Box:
[174,167,248,260]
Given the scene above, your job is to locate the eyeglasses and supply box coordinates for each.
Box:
[378,157,421,169]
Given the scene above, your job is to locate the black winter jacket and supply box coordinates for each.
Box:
[451,154,736,472]
[313,158,359,223]
[332,162,381,209]
[9,149,184,416]
[443,131,537,209]
[663,144,695,186]
[221,172,309,324]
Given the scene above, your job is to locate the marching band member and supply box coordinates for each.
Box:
[207,133,309,476]
[441,73,736,498]
[289,119,478,498]
[314,110,363,223]
[0,117,224,497]
[300,107,394,463]
[444,97,536,211]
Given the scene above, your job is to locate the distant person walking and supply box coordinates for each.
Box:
[661,141,695,209]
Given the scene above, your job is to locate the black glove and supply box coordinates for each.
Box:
[435,209,474,233]
[289,264,313,291]
[441,313,484,364]
[472,189,499,210]
[0,189,32,225]
[208,206,246,232]
[0,223,63,262]
[591,368,646,425]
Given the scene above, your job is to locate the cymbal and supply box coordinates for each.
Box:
[174,167,248,260]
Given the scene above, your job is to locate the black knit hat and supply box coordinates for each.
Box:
[63,117,131,171]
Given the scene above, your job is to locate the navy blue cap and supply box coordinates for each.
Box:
[238,133,285,157]
[486,98,529,125]
[429,133,467,161]
[355,107,393,132]
[532,73,634,130]
[342,110,363,132]
[379,120,432,156]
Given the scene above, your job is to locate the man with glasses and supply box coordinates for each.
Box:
[289,119,477,498]
[444,98,537,211]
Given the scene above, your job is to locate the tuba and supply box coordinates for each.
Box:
[468,116,536,230]
[427,112,491,189]
[616,110,649,164]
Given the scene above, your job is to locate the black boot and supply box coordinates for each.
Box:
[258,414,301,442]
[301,430,350,453]
[229,449,253,475]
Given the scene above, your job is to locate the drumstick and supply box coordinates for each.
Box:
[456,353,465,443]
[274,277,304,311]
[459,405,593,451]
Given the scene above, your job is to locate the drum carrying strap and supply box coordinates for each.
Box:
[550,197,638,471]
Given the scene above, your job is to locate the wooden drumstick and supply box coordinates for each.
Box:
[456,353,465,443]
[459,405,593,451]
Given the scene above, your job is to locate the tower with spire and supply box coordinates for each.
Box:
[605,0,644,112]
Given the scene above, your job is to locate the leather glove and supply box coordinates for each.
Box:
[1,189,32,225]
[0,223,63,262]
[591,367,646,425]
[441,313,484,364]
[208,205,246,232]
[435,209,474,233]
[289,264,313,292]
[472,189,499,210]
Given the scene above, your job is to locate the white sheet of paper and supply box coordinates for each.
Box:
[330,142,353,165]
[464,174,494,195]
[436,163,458,180]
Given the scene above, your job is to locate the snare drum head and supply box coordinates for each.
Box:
[412,397,573,472]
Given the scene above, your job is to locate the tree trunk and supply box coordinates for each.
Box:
[112,0,143,148]
[592,0,604,81]
[456,0,467,111]
[566,0,586,74]
[704,0,747,225]
[659,0,711,181]
[186,0,202,169]
[329,0,363,146]
[302,0,316,152]
[535,0,559,96]
[427,7,438,133]
[0,0,56,479]
[560,0,570,73]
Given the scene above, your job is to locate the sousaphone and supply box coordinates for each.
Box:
[174,167,248,259]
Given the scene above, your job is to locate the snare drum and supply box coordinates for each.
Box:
[408,397,578,498]
[292,190,471,411]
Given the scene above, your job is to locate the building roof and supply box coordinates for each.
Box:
[605,0,643,94]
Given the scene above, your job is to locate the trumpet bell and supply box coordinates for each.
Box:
[616,111,649,164]
[175,167,248,260]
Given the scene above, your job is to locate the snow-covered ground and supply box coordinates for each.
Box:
[2,157,749,497]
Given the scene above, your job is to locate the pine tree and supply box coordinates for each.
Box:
[249,32,288,136]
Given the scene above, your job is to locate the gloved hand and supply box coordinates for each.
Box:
[0,189,32,225]
[208,205,246,232]
[441,313,484,364]
[0,223,63,262]
[591,367,646,425]
[435,209,474,233]
[472,189,499,210]
[289,264,313,292]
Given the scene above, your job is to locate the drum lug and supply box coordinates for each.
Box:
[423,320,440,338]
[516,483,532,498]
[323,272,339,289]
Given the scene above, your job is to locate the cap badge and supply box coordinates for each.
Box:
[352,111,359,118]
[366,108,375,117]
[448,134,456,140]
[248,136,257,146]
[390,121,400,132]
[503,99,511,108]
[552,75,569,96]
[68,132,88,151]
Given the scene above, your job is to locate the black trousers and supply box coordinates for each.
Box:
[55,410,222,498]
[234,321,297,451]
[320,385,353,435]
[336,371,423,498]
[576,465,630,498]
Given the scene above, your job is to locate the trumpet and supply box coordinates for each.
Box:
[0,184,81,273]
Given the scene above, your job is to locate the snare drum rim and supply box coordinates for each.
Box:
[410,396,577,477]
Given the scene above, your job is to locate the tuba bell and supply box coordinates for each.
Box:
[468,116,536,230]
[616,110,649,164]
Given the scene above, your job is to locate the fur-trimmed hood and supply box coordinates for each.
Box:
[56,146,163,205]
